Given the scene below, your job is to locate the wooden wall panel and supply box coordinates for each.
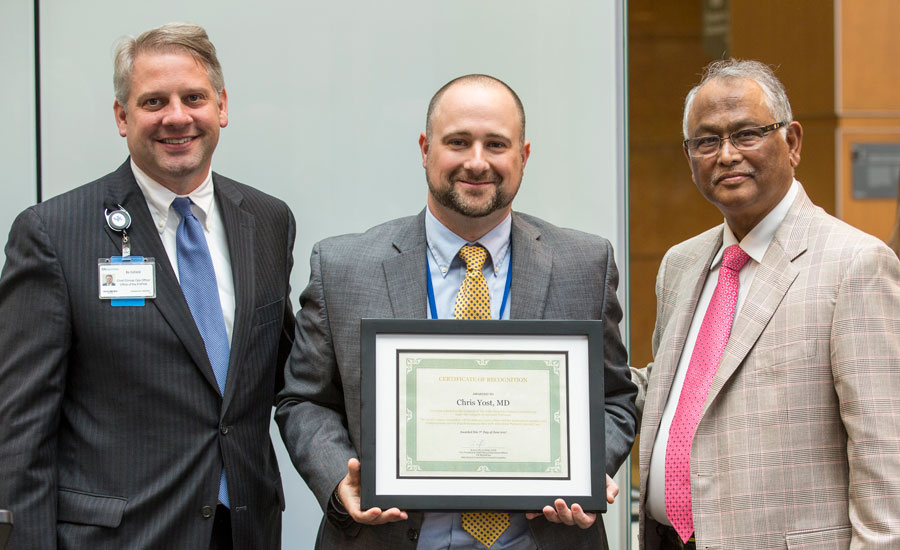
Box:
[836,1,900,242]
[840,0,900,113]
[837,127,900,240]
[731,0,837,215]
[731,0,836,117]
[793,118,838,214]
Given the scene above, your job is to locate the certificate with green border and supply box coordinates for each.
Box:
[359,319,606,512]
[397,350,569,479]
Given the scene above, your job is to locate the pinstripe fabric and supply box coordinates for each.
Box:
[0,160,295,549]
[276,211,637,550]
[633,185,900,549]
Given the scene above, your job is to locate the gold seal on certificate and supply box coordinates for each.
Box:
[397,351,569,479]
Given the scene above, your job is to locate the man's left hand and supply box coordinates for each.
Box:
[524,474,619,528]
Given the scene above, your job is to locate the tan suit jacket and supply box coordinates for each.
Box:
[633,186,900,549]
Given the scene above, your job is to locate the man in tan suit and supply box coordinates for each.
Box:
[633,59,900,549]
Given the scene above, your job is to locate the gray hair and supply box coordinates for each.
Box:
[426,74,526,147]
[114,22,224,110]
[682,59,793,138]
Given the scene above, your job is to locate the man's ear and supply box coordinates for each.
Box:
[114,100,128,137]
[217,88,229,128]
[785,121,803,168]
[419,132,429,168]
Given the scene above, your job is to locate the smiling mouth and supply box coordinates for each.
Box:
[159,137,195,145]
[455,178,498,186]
[715,172,753,185]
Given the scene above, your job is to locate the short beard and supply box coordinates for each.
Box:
[426,170,511,219]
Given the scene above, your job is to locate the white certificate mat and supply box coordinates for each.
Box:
[360,319,606,511]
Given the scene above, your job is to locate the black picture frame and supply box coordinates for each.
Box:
[0,510,12,550]
[359,318,606,511]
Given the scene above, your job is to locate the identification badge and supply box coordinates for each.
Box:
[98,256,156,306]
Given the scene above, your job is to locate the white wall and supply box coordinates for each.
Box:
[0,0,37,269]
[2,1,630,547]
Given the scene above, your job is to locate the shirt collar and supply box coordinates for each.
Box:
[716,178,799,267]
[425,206,512,277]
[131,159,215,234]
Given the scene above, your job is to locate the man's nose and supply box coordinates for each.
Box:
[716,137,743,164]
[464,143,489,173]
[162,100,192,126]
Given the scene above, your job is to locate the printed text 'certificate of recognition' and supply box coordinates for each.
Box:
[397,350,570,479]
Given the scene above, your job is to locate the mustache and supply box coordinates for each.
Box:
[713,169,755,184]
[450,167,501,185]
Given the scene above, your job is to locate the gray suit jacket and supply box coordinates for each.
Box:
[0,161,296,549]
[276,211,637,549]
[633,186,900,549]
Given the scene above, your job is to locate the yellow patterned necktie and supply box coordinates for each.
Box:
[454,245,509,547]
[461,511,510,549]
[453,245,492,320]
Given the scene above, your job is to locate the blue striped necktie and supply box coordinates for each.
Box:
[172,197,231,508]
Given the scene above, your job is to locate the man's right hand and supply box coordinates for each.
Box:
[337,458,409,525]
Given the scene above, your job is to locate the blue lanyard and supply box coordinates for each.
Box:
[426,250,512,320]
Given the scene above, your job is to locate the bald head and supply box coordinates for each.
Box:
[426,74,526,146]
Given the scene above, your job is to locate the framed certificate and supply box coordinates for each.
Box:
[359,319,606,511]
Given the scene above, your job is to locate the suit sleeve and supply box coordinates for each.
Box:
[630,249,671,422]
[0,208,71,549]
[273,208,297,399]
[600,248,638,476]
[275,242,356,513]
[831,244,900,546]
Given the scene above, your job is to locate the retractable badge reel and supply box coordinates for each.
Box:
[99,205,156,305]
[105,206,132,256]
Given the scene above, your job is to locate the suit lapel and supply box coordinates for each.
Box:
[101,161,147,254]
[704,190,812,414]
[382,210,554,322]
[214,176,254,408]
[509,213,551,320]
[103,159,222,394]
[643,230,722,444]
[383,212,428,319]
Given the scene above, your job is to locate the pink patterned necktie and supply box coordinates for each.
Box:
[665,244,750,542]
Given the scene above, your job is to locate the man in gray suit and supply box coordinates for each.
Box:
[276,74,637,549]
[633,60,900,549]
[0,23,294,549]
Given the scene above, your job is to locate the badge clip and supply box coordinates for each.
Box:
[105,205,132,257]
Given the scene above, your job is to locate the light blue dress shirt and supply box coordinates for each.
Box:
[418,207,536,550]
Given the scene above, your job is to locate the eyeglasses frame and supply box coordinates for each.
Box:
[683,121,788,158]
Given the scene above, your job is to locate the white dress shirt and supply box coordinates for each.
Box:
[646,180,800,525]
[131,160,236,347]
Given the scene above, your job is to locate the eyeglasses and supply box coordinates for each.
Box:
[683,122,787,158]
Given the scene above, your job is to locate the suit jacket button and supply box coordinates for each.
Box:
[201,505,214,518]
[220,424,229,435]
[407,528,418,541]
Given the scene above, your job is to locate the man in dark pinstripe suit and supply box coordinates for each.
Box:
[0,23,295,549]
